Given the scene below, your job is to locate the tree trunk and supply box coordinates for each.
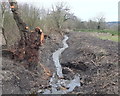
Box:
[8,0,29,45]
[7,0,42,69]
[1,2,8,46]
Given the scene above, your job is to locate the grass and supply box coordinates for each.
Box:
[77,29,118,35]
[98,35,119,42]
[75,29,119,42]
[97,29,118,36]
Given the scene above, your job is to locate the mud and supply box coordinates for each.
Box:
[1,32,119,94]
[61,61,89,72]
[37,35,81,94]
[1,33,63,94]
[60,32,118,94]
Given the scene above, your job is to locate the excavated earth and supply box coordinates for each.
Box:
[1,32,119,95]
[1,33,63,94]
[61,32,119,94]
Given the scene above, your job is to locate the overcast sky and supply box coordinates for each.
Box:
[11,0,120,21]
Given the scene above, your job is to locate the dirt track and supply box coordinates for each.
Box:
[1,32,119,94]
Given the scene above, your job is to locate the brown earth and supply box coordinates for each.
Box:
[1,32,119,95]
[1,33,63,94]
[61,32,119,94]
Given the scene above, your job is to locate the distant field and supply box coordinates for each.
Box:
[76,29,119,42]
[98,35,119,42]
[90,32,119,42]
[78,29,118,35]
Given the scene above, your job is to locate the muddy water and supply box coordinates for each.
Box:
[38,35,81,94]
[52,35,68,78]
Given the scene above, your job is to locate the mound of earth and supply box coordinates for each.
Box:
[1,31,119,95]
[60,32,118,94]
[1,33,63,94]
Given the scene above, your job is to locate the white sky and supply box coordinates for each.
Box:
[7,0,120,21]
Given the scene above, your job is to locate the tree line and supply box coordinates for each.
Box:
[0,2,118,46]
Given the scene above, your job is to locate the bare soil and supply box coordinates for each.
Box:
[1,33,63,94]
[61,32,119,94]
[1,32,119,95]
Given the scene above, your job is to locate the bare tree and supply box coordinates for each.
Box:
[49,2,71,35]
[19,4,41,29]
[95,14,106,30]
[5,0,42,69]
[8,0,33,47]
[87,19,97,30]
[0,1,8,46]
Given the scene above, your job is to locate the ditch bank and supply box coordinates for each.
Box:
[37,35,81,94]
[60,32,118,94]
[1,32,119,94]
[2,33,63,94]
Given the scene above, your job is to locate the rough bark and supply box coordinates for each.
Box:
[8,0,29,44]
[6,0,41,69]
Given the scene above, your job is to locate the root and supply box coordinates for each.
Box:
[39,63,52,79]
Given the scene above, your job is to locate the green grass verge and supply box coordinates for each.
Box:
[75,29,119,42]
[76,29,118,35]
[98,35,119,42]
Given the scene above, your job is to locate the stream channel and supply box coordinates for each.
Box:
[38,35,81,94]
